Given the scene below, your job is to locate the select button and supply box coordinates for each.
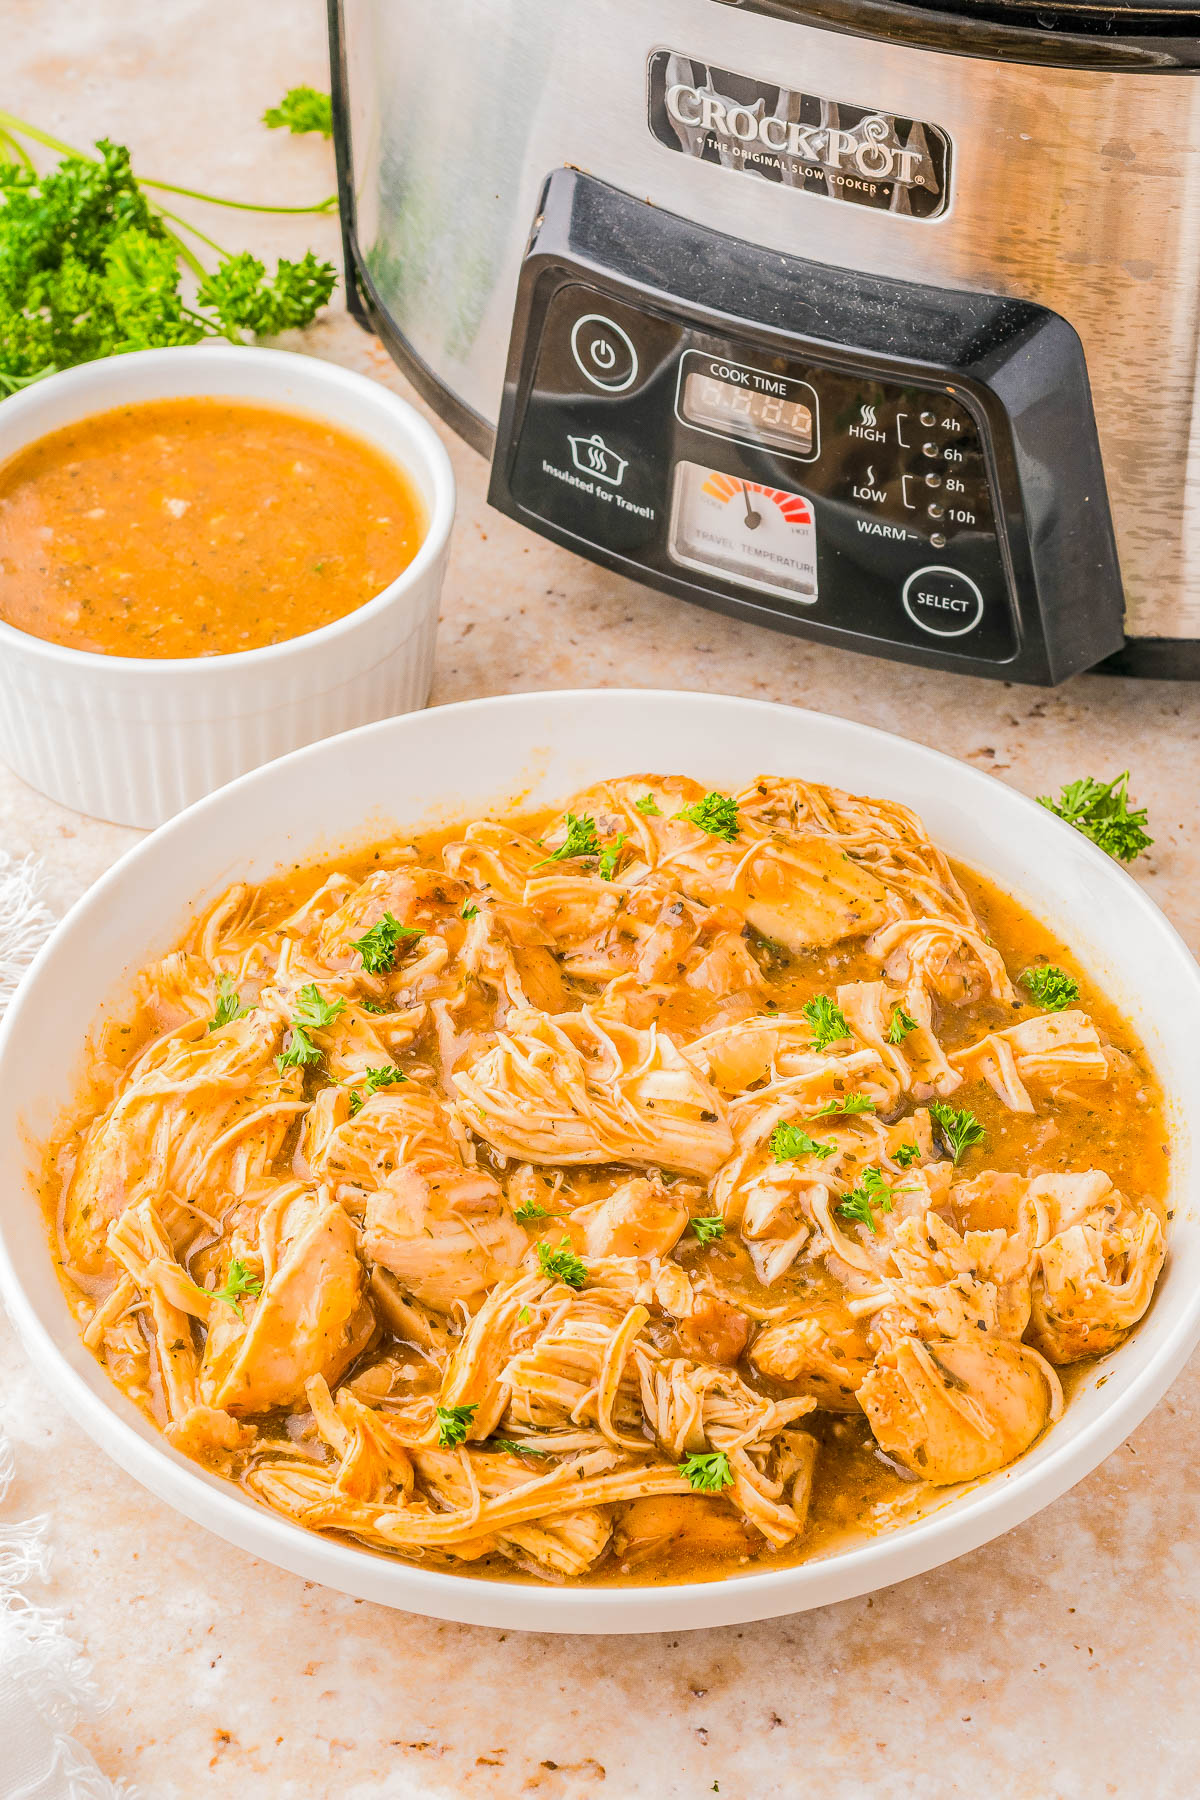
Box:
[901,564,984,638]
[569,313,639,392]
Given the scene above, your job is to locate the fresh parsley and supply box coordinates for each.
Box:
[810,1093,876,1118]
[1020,964,1080,1011]
[535,1237,588,1289]
[836,1166,894,1236]
[802,995,852,1052]
[929,1100,986,1165]
[461,902,479,921]
[689,1215,726,1244]
[513,1198,556,1223]
[893,1142,921,1169]
[293,983,345,1029]
[208,972,249,1031]
[679,1450,734,1492]
[276,1024,321,1072]
[435,1402,477,1449]
[350,911,423,974]
[886,1005,918,1045]
[768,1122,836,1163]
[634,794,661,817]
[210,1257,262,1320]
[672,791,740,842]
[0,123,336,394]
[598,832,627,881]
[262,86,333,138]
[535,812,602,867]
[1036,771,1153,863]
[490,1438,552,1458]
[347,1064,407,1115]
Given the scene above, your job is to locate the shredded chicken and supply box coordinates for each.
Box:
[50,770,1170,1583]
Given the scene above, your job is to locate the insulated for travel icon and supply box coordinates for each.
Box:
[568,433,628,487]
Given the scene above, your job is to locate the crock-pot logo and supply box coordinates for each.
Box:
[648,51,951,220]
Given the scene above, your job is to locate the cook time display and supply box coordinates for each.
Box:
[676,350,819,460]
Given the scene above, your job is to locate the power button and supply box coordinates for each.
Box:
[570,313,639,392]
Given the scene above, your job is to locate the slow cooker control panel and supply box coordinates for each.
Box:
[488,172,1124,684]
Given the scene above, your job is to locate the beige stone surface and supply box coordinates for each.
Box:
[2,4,1199,1796]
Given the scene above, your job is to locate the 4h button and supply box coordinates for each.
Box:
[901,565,984,638]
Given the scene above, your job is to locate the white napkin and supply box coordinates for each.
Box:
[0,853,130,1799]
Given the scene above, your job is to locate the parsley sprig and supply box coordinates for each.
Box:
[262,86,333,138]
[929,1100,986,1164]
[535,812,602,867]
[689,1215,726,1244]
[802,995,852,1052]
[634,794,661,817]
[208,972,250,1032]
[672,792,740,842]
[210,1257,262,1321]
[350,911,424,975]
[810,1093,876,1118]
[1036,771,1153,863]
[435,1403,477,1449]
[893,1142,921,1169]
[277,983,344,1071]
[347,1065,407,1116]
[536,1237,588,1289]
[836,1166,894,1235]
[679,1450,734,1492]
[1020,964,1080,1011]
[0,114,337,394]
[769,1122,836,1164]
[886,1005,918,1045]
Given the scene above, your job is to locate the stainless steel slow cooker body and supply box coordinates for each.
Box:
[329,0,1200,678]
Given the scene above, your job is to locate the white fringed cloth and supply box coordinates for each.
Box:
[0,853,132,1799]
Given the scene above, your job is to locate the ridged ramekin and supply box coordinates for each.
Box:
[0,345,455,828]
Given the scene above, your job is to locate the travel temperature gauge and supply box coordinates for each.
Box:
[667,461,819,603]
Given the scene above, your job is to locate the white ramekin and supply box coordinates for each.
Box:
[0,346,455,828]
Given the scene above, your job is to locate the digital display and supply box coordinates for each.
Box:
[682,371,814,455]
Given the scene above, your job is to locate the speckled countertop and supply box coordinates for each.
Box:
[3,5,1200,1796]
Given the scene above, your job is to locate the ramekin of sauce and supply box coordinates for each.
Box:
[0,347,455,826]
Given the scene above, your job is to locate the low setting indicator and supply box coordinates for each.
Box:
[668,461,818,603]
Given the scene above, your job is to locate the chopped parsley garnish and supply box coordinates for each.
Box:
[435,1402,477,1448]
[886,1005,918,1045]
[350,911,424,974]
[802,995,852,1052]
[210,1257,262,1320]
[893,1142,922,1169]
[208,972,249,1031]
[689,1215,726,1244]
[513,1198,556,1223]
[836,1166,894,1235]
[672,791,740,842]
[598,832,627,881]
[535,812,602,867]
[359,998,388,1014]
[535,1237,588,1289]
[461,902,479,920]
[634,794,661,816]
[769,1122,836,1163]
[276,1024,321,1072]
[1036,771,1153,863]
[490,1438,552,1458]
[293,983,346,1029]
[929,1100,986,1164]
[1020,964,1080,1011]
[810,1093,876,1118]
[347,1064,407,1115]
[262,85,333,137]
[518,1305,532,1325]
[679,1450,734,1492]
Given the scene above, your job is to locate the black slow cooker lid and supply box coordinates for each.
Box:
[720,0,1200,66]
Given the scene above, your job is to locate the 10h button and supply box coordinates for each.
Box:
[902,565,984,637]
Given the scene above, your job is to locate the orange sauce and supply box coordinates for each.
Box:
[0,397,425,658]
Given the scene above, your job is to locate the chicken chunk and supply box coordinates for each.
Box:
[573,1177,689,1259]
[1030,1211,1164,1364]
[859,1333,1059,1484]
[750,1306,875,1411]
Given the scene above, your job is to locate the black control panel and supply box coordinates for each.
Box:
[488,171,1125,685]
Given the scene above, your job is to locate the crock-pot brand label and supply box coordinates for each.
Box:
[647,51,951,219]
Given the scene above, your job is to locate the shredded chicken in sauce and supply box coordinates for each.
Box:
[47,774,1169,1585]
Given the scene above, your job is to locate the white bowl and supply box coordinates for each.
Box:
[0,346,455,828]
[1,689,1196,1634]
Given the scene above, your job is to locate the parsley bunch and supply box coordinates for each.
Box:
[1020,964,1079,1012]
[0,102,337,394]
[1036,771,1153,864]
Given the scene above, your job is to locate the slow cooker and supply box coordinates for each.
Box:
[327,0,1200,685]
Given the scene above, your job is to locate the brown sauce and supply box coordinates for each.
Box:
[0,397,425,658]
